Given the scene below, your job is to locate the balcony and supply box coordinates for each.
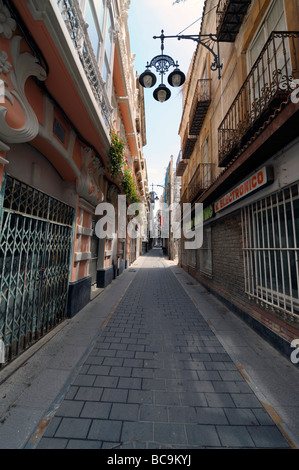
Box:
[216,0,252,42]
[189,79,211,135]
[181,163,216,203]
[188,166,205,202]
[181,123,197,160]
[189,164,217,202]
[57,0,112,128]
[176,151,188,177]
[218,31,299,167]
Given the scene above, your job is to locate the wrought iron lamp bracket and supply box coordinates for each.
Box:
[146,55,178,76]
[153,31,223,79]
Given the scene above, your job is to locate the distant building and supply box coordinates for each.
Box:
[0,0,148,364]
[162,155,181,260]
[177,0,299,357]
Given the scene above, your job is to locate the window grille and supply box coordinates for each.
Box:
[0,176,74,362]
[242,183,299,318]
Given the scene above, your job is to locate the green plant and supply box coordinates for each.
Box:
[121,165,140,204]
[108,130,126,179]
[108,129,140,203]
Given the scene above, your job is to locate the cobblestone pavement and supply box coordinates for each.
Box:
[35,249,290,449]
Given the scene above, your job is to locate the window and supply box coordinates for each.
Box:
[83,0,115,92]
[242,184,299,317]
[187,249,197,268]
[248,0,287,66]
[85,0,101,59]
[248,0,290,96]
[201,136,211,189]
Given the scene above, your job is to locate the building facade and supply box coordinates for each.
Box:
[178,0,299,357]
[161,155,181,260]
[0,0,148,364]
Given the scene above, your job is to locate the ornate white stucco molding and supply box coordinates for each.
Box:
[0,35,47,145]
[0,0,17,39]
[77,147,105,206]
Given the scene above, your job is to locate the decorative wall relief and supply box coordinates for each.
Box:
[77,147,105,206]
[0,35,47,145]
[0,1,17,39]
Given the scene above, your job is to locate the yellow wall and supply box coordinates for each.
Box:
[179,0,298,197]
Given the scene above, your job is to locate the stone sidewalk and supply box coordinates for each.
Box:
[25,249,295,449]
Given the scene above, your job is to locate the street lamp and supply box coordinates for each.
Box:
[138,30,186,103]
[139,30,223,102]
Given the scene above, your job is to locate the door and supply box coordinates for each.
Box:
[0,175,74,363]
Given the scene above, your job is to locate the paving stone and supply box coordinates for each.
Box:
[127,390,154,404]
[35,250,291,450]
[88,419,122,442]
[205,392,236,408]
[216,425,255,448]
[246,425,290,448]
[110,403,139,421]
[196,407,229,425]
[55,418,91,439]
[94,376,119,388]
[154,423,187,445]
[117,377,142,389]
[73,375,96,387]
[224,408,259,425]
[80,402,111,419]
[197,370,222,381]
[74,387,103,401]
[185,424,221,447]
[155,391,181,406]
[103,357,124,367]
[168,406,198,423]
[142,378,166,390]
[37,438,68,449]
[140,404,168,422]
[231,393,263,408]
[252,408,276,425]
[66,439,102,449]
[180,392,207,407]
[101,388,128,403]
[55,401,84,417]
[121,421,153,442]
[132,367,154,379]
[110,366,132,377]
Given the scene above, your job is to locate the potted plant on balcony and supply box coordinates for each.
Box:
[108,130,140,204]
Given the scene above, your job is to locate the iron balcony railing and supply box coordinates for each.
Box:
[176,150,188,177]
[218,31,299,167]
[57,0,112,128]
[180,163,216,203]
[189,79,211,136]
[188,163,217,202]
[216,0,252,42]
[182,123,197,160]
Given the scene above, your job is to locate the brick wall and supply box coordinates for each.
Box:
[180,210,299,345]
[211,212,245,301]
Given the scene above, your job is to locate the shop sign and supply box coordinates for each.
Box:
[214,166,273,213]
[185,204,214,231]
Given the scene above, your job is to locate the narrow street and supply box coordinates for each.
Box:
[1,249,297,450]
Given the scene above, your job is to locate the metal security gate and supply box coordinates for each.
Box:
[242,182,299,318]
[0,175,74,364]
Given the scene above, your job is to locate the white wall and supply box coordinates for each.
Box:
[5,142,77,207]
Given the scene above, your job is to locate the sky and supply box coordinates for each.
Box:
[128,0,205,197]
